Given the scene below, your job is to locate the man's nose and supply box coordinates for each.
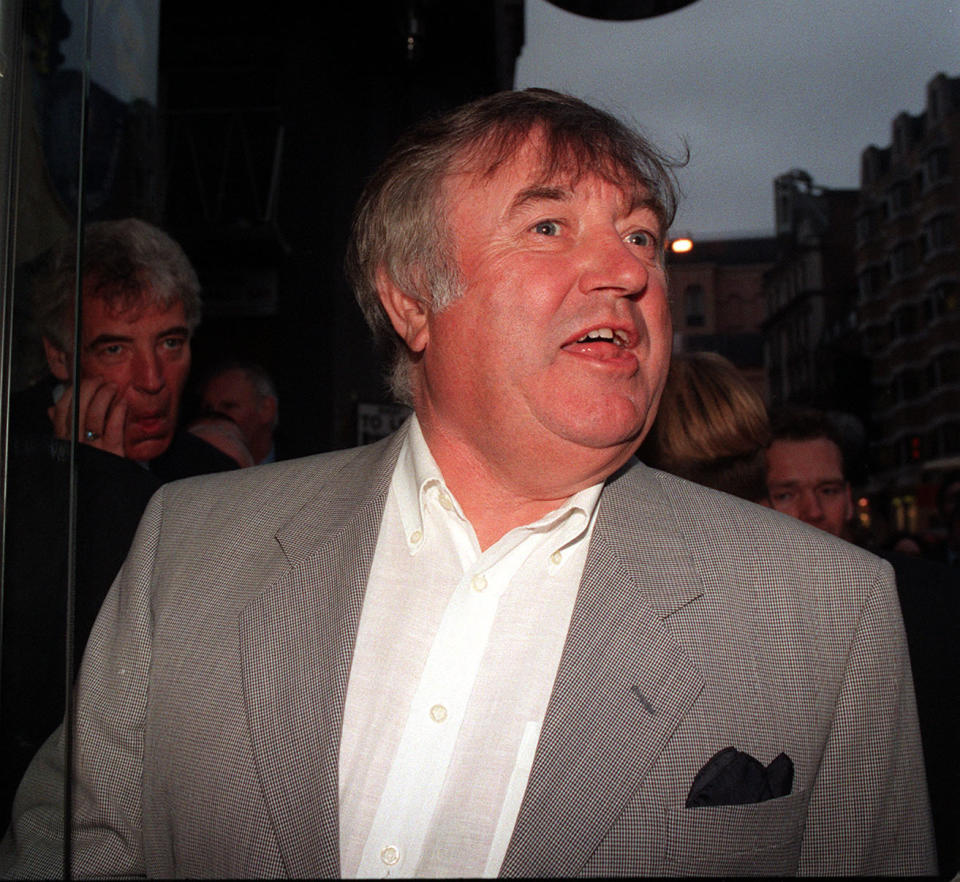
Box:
[576,232,650,297]
[797,489,824,524]
[132,351,165,392]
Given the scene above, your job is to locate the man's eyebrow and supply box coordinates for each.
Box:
[508,185,571,216]
[85,325,190,349]
[85,332,133,350]
[629,194,661,217]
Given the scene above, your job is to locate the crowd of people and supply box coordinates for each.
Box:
[0,89,952,876]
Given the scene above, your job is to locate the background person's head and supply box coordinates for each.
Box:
[345,87,682,407]
[764,406,854,539]
[199,361,278,465]
[640,351,771,502]
[33,218,202,461]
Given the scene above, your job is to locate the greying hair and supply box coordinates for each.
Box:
[345,88,684,404]
[203,360,280,430]
[33,217,202,351]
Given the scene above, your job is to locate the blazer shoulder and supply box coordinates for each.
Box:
[606,461,891,603]
[149,434,402,552]
[158,430,402,521]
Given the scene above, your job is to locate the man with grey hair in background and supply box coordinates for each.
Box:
[2,91,934,877]
[199,360,281,464]
[2,218,236,828]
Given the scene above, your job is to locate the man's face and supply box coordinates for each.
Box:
[48,292,191,461]
[398,135,672,488]
[765,437,853,538]
[200,369,271,449]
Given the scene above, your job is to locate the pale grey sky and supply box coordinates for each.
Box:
[515,0,960,239]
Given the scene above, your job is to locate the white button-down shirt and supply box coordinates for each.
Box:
[338,416,603,877]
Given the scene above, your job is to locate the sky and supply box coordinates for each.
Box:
[515,0,960,240]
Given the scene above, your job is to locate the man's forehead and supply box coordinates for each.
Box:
[450,151,657,225]
[81,292,186,334]
[769,437,845,476]
[210,370,257,396]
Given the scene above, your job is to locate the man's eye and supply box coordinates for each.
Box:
[161,337,185,351]
[533,220,560,236]
[626,230,656,249]
[100,344,124,357]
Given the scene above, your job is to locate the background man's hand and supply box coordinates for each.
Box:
[48,378,127,458]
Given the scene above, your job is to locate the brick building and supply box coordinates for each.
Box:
[761,170,865,420]
[856,72,960,532]
[666,236,776,399]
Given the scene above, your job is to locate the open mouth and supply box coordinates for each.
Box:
[574,327,631,347]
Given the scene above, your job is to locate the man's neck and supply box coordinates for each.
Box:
[415,418,626,551]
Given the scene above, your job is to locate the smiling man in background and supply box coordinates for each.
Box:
[1,91,935,877]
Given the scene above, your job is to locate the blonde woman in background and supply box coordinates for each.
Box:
[640,351,770,503]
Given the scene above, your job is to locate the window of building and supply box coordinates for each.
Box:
[890,241,917,279]
[929,279,959,316]
[856,209,879,244]
[858,263,887,299]
[929,84,942,122]
[897,367,924,401]
[925,147,951,186]
[923,213,955,255]
[889,180,912,216]
[938,350,960,384]
[942,423,960,456]
[864,322,891,353]
[685,284,705,327]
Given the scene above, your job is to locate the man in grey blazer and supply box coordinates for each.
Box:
[2,89,935,877]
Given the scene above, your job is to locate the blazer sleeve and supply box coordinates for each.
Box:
[799,556,937,875]
[0,486,166,878]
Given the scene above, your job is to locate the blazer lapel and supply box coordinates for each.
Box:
[238,431,404,878]
[501,462,706,877]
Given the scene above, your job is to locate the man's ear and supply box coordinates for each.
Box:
[42,337,70,381]
[376,268,430,354]
[260,394,278,427]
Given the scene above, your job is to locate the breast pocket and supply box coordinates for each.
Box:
[664,788,811,876]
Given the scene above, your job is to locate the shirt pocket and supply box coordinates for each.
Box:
[664,787,811,876]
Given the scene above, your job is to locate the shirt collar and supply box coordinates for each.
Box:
[393,415,604,556]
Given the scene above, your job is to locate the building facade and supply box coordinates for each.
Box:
[855,72,960,531]
[667,236,776,400]
[762,170,865,421]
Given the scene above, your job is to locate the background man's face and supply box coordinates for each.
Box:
[765,437,853,538]
[410,134,672,477]
[201,369,271,451]
[48,292,192,461]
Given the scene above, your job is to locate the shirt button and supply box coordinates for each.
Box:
[550,551,563,565]
[471,574,487,593]
[381,845,400,866]
[438,492,454,511]
[409,530,422,545]
[429,704,448,723]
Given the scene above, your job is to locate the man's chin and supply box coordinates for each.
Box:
[124,434,174,463]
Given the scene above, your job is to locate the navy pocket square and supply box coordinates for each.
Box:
[685,747,794,808]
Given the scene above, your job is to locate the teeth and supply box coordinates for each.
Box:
[578,327,628,346]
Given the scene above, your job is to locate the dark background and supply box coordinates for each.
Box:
[157,1,525,456]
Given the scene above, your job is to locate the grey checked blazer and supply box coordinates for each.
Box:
[1,425,936,877]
